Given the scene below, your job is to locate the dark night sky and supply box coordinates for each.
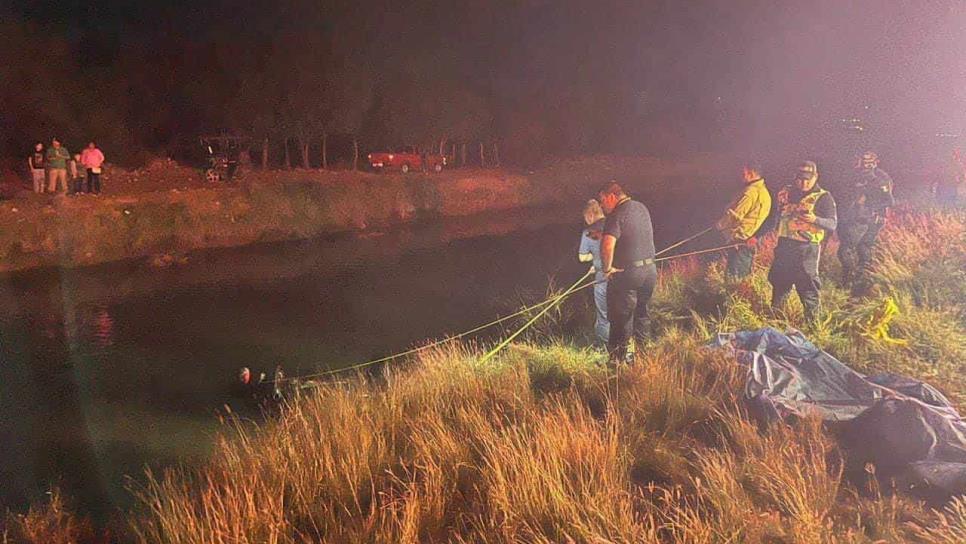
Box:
[3,0,965,162]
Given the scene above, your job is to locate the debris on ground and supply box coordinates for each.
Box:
[714,327,966,502]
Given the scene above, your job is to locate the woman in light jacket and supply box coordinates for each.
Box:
[577,199,609,345]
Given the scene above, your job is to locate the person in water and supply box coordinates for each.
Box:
[234,365,321,406]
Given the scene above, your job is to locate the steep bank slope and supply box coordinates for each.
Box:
[0,156,721,273]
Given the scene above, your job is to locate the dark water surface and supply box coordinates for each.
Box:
[0,187,723,519]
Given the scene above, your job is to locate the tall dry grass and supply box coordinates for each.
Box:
[129,320,963,542]
[1,490,101,544]
[10,205,966,543]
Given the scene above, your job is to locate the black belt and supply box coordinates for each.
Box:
[629,259,654,267]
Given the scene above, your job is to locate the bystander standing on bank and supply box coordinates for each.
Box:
[69,154,86,194]
[28,142,45,193]
[45,138,70,194]
[81,141,105,194]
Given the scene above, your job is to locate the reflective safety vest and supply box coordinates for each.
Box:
[778,188,829,244]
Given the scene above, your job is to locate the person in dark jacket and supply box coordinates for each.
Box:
[768,161,837,324]
[29,142,46,193]
[597,181,657,364]
[45,138,70,194]
[837,151,894,293]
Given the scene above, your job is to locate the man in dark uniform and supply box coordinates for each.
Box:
[597,181,657,364]
[837,151,894,293]
[768,161,837,324]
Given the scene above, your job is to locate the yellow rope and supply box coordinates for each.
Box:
[655,242,740,262]
[278,269,596,381]
[278,227,736,382]
[655,227,713,256]
[478,271,598,364]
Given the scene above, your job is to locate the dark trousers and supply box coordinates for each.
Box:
[837,220,883,288]
[606,264,657,363]
[72,177,85,194]
[768,238,822,322]
[86,169,101,193]
[726,244,756,278]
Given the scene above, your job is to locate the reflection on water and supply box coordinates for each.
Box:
[93,308,115,348]
[0,190,725,520]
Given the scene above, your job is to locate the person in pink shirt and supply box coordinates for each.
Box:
[80,141,105,194]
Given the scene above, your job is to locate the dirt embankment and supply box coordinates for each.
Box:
[0,155,722,273]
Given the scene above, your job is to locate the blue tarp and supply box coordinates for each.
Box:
[712,327,966,501]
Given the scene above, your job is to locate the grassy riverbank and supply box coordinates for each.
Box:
[0,155,719,273]
[5,205,966,543]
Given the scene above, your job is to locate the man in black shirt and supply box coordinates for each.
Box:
[838,151,894,293]
[768,161,837,324]
[597,181,657,364]
[28,142,45,194]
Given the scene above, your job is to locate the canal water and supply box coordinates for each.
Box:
[0,189,723,519]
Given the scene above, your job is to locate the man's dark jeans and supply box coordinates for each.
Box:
[838,219,883,290]
[606,264,657,363]
[86,169,101,194]
[726,244,756,278]
[768,239,822,323]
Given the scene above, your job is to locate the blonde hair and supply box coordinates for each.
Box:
[583,199,604,225]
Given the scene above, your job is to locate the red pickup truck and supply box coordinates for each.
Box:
[368,146,446,173]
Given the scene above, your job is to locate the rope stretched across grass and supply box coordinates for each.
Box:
[276,229,737,382]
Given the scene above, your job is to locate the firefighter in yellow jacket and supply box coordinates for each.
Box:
[716,161,772,278]
[768,161,837,323]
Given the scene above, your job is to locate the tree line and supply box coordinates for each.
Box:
[12,0,907,168]
[2,1,682,168]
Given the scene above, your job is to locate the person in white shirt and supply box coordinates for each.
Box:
[80,141,105,194]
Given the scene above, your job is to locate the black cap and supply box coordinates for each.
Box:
[797,160,818,176]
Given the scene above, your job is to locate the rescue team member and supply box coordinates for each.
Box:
[837,151,894,291]
[578,199,609,345]
[715,161,772,278]
[768,161,837,324]
[597,181,657,364]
